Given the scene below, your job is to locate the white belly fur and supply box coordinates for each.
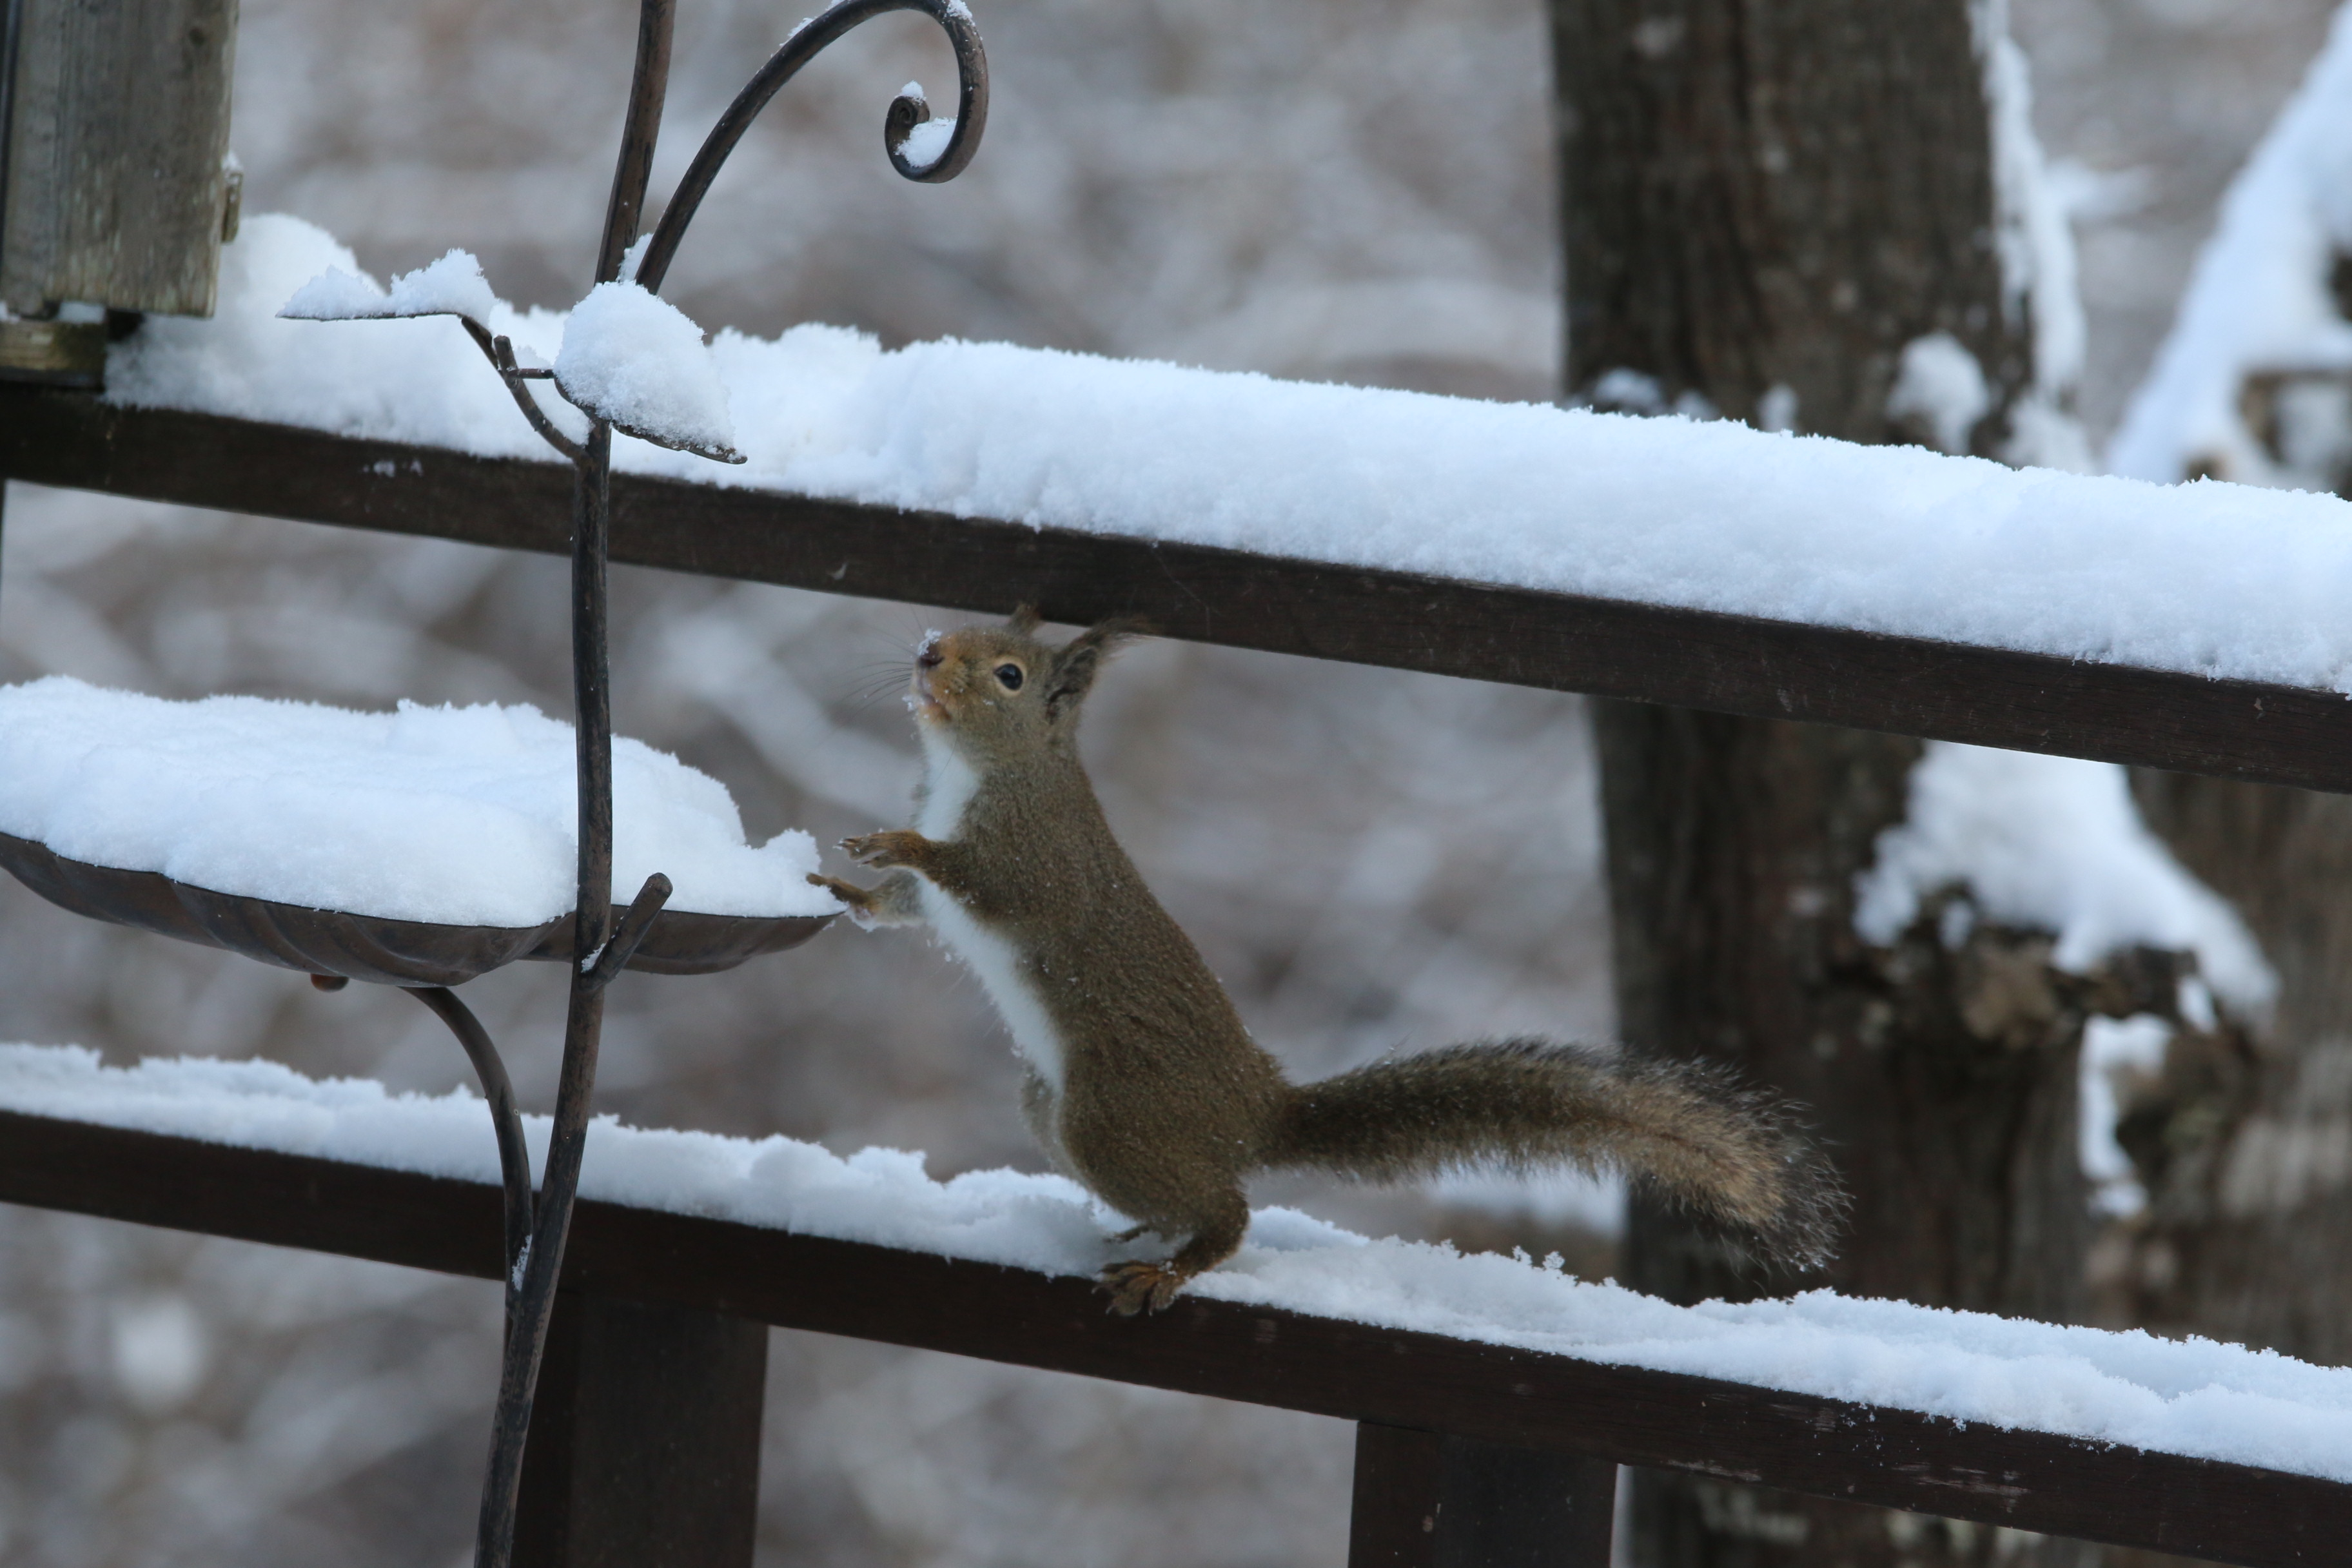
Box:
[921,881,1068,1090]
[914,735,1068,1090]
[914,739,978,839]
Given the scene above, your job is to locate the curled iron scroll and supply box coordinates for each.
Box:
[632,0,988,296]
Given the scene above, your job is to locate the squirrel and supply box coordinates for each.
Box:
[810,609,1845,1315]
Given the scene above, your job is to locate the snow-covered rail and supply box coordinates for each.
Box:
[0,1071,2342,1567]
[6,386,2352,796]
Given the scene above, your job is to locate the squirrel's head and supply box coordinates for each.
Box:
[907,607,1145,768]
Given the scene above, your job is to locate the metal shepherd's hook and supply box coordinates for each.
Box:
[464,3,987,1566]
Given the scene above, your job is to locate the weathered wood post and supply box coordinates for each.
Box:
[1349,1422,1616,1568]
[512,1292,770,1568]
[0,0,239,383]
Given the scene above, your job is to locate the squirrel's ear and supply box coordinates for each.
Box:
[1004,603,1043,637]
[1044,617,1150,719]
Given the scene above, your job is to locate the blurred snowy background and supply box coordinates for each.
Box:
[0,0,2342,1562]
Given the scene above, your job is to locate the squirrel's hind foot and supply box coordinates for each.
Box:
[1095,1198,1247,1316]
[1097,1260,1190,1317]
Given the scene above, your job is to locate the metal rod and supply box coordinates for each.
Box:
[468,431,672,1563]
[491,340,585,462]
[471,422,611,1568]
[597,0,676,284]
[587,870,674,986]
[406,985,534,1305]
[632,0,988,296]
[469,5,682,1556]
[571,427,615,961]
[455,315,585,463]
[467,405,668,1563]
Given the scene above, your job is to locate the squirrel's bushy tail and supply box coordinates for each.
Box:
[1262,1039,1844,1269]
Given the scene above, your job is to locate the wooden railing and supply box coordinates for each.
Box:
[0,1109,2342,1567]
[7,391,2351,795]
[6,384,2352,1567]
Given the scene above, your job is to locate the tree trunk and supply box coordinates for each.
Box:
[1553,3,2109,1563]
[2116,776,2352,1367]
[1553,0,2029,439]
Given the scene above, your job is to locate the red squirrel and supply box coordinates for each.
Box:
[812,611,1843,1315]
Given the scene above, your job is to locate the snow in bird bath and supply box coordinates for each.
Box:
[1853,741,2274,1015]
[553,280,736,456]
[6,1039,2352,1485]
[0,677,838,926]
[101,212,2352,694]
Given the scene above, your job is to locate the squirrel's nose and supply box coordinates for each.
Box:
[915,645,944,671]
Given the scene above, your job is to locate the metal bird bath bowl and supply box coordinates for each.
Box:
[0,831,833,986]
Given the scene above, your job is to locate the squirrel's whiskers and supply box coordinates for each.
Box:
[811,609,1846,1315]
[839,660,920,714]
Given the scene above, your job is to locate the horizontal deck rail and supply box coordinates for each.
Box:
[5,389,2351,794]
[0,1106,2339,1567]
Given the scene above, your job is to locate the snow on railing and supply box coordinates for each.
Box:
[5,1039,2349,1491]
[102,212,2352,696]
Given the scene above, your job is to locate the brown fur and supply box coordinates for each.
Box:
[814,613,1845,1314]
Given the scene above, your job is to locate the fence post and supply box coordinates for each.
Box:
[1349,1422,1615,1568]
[0,0,239,318]
[512,1291,769,1568]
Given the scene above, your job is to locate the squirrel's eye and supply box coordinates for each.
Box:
[994,663,1025,691]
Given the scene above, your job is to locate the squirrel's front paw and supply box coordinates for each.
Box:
[841,829,928,870]
[805,872,874,913]
[1097,1260,1189,1317]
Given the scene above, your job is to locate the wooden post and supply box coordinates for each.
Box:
[512,1292,769,1568]
[1350,1422,1615,1568]
[0,0,238,319]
